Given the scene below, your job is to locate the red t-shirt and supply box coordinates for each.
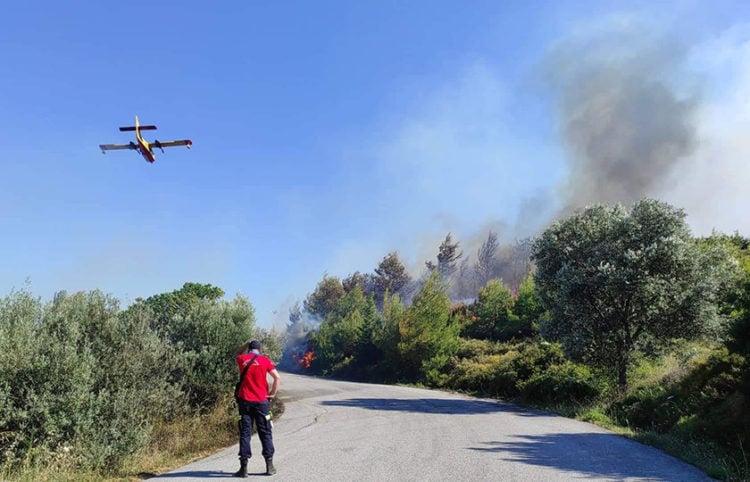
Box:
[236,352,276,402]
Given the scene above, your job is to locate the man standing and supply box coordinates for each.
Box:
[234,339,281,477]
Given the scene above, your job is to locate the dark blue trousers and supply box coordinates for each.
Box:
[237,398,275,461]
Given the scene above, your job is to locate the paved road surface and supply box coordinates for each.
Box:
[157,371,713,481]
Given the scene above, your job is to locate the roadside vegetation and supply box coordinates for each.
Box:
[0,283,284,481]
[2,197,747,480]
[288,199,749,481]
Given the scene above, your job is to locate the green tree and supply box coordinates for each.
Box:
[426,233,463,281]
[532,199,734,390]
[372,252,411,303]
[342,271,372,295]
[310,287,381,376]
[142,282,225,335]
[513,273,544,337]
[398,271,459,381]
[304,274,345,318]
[373,290,405,379]
[463,279,518,341]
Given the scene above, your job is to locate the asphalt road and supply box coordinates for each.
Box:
[156,371,714,481]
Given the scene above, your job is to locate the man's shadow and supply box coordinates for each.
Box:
[145,470,231,478]
[147,469,272,478]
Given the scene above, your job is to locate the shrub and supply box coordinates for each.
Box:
[165,295,257,408]
[492,351,522,397]
[519,362,604,403]
[510,341,566,381]
[423,354,453,387]
[445,340,569,398]
[446,354,504,394]
[0,290,182,471]
[611,347,748,446]
[673,349,748,448]
[0,283,287,477]
[455,338,506,358]
[611,385,682,432]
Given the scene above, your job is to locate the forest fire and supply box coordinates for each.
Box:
[293,349,315,369]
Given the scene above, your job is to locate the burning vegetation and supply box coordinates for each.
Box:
[292,349,315,369]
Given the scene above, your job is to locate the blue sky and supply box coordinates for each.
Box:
[2,1,750,328]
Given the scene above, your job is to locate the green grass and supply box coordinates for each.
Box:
[633,431,748,481]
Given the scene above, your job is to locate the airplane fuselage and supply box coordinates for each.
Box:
[134,117,156,163]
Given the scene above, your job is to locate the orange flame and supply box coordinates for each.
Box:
[293,349,315,369]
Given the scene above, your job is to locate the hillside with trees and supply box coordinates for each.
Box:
[286,199,749,481]
[1,198,747,480]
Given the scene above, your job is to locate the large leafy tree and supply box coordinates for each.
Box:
[532,199,734,390]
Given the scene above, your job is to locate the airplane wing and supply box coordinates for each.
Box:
[153,139,192,149]
[99,143,137,153]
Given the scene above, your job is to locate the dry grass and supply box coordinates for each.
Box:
[120,395,239,479]
[628,341,717,390]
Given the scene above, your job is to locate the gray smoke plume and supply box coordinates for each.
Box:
[546,25,699,214]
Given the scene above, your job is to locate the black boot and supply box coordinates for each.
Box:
[265,457,277,475]
[233,459,248,478]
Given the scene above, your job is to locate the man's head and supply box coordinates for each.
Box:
[249,340,261,351]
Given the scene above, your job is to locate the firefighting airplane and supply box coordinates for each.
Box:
[99,116,192,163]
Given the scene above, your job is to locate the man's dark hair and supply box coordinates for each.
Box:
[249,340,261,350]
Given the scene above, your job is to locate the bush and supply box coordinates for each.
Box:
[492,351,522,397]
[674,349,748,448]
[446,354,505,394]
[509,341,566,381]
[0,290,181,471]
[455,338,509,359]
[611,347,748,446]
[423,354,453,387]
[158,295,257,408]
[519,362,605,403]
[612,385,681,432]
[445,340,570,398]
[0,287,270,474]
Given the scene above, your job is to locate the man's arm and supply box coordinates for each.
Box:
[237,342,250,356]
[267,369,281,399]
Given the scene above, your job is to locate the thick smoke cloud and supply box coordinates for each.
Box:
[546,26,699,214]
